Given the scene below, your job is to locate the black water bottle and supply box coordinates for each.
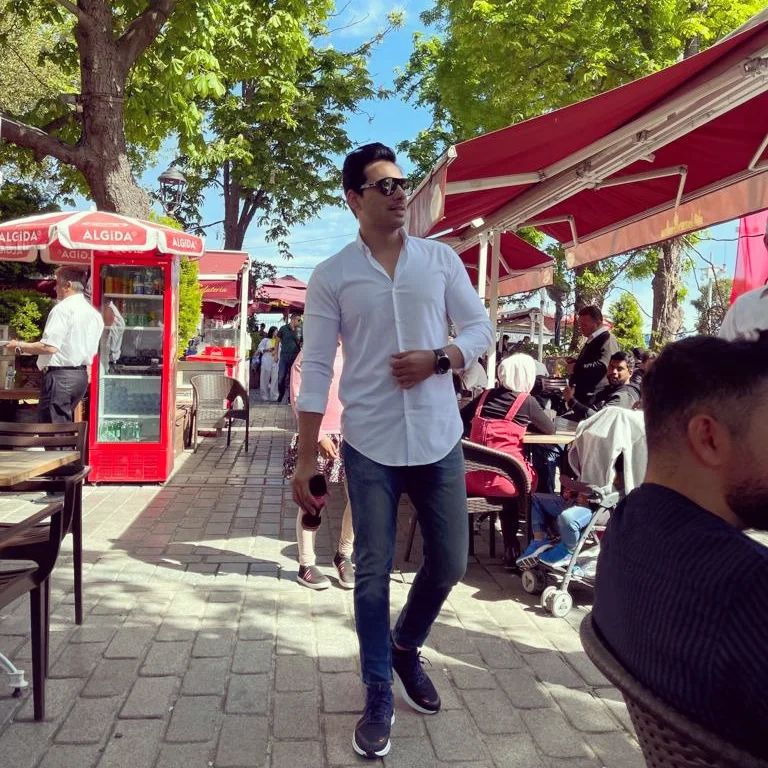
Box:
[301,474,327,532]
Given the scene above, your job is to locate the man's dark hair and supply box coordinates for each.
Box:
[643,333,768,452]
[578,305,603,323]
[610,350,635,371]
[342,143,397,193]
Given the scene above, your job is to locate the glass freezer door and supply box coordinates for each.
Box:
[97,264,165,443]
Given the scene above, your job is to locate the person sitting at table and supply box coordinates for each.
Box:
[460,354,555,569]
[594,333,768,759]
[519,406,646,568]
[562,350,640,420]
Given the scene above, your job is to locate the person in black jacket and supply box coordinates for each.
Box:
[566,305,619,405]
[563,351,640,420]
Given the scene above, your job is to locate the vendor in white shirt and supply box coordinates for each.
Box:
[9,266,104,423]
[293,143,493,761]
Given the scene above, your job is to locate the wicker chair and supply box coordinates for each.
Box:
[190,374,249,453]
[0,501,66,720]
[0,422,89,625]
[404,439,532,562]
[580,613,768,768]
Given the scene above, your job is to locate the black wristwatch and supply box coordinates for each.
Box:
[433,348,451,375]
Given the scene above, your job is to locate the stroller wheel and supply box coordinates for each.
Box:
[541,586,557,610]
[521,568,546,595]
[548,590,573,618]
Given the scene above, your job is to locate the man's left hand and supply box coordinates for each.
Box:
[390,350,435,389]
[562,384,575,403]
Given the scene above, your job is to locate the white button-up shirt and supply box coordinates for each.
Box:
[719,286,768,341]
[297,231,493,466]
[38,292,104,370]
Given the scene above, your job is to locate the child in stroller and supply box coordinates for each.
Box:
[516,407,647,617]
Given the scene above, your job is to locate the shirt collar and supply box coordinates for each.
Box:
[355,228,409,258]
[588,325,607,341]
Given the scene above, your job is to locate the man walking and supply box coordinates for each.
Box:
[293,143,493,759]
[276,313,301,403]
[9,266,103,423]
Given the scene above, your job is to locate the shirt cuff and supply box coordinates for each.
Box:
[296,392,329,415]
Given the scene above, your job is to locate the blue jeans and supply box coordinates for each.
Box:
[276,355,296,403]
[530,494,593,551]
[342,440,468,687]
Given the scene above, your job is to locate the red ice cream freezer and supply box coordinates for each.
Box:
[88,253,180,482]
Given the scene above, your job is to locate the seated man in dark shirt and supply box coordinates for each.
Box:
[593,333,768,759]
[563,350,640,420]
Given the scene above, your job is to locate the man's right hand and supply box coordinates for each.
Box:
[292,459,322,515]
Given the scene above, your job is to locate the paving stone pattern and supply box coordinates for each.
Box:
[0,400,644,767]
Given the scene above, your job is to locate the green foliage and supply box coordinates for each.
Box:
[177,258,203,356]
[0,179,60,281]
[0,289,54,340]
[608,293,645,350]
[692,278,732,335]
[398,0,762,171]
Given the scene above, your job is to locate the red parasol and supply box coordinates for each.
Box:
[0,210,205,264]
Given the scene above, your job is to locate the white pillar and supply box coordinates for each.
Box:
[477,232,488,300]
[485,230,501,387]
[237,263,250,387]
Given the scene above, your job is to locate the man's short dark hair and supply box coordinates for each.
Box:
[342,143,397,193]
[578,305,603,323]
[643,333,768,452]
[610,350,635,371]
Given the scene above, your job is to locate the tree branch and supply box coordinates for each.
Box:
[41,111,80,135]
[0,112,82,165]
[117,0,178,69]
[52,0,95,30]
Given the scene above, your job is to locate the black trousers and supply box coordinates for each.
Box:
[38,368,88,423]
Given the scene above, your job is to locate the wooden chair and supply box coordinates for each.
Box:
[0,501,66,720]
[190,374,250,453]
[0,422,89,625]
[580,613,768,768]
[404,439,532,562]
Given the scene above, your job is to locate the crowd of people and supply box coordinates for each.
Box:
[242,142,768,762]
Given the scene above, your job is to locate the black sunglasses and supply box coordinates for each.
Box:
[358,177,412,196]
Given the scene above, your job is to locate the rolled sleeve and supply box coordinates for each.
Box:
[296,268,340,415]
[444,249,493,368]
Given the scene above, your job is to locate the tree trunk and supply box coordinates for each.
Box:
[650,238,685,348]
[76,16,151,218]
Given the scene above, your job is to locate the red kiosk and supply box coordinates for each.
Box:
[0,211,205,483]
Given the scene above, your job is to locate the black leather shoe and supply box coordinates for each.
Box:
[353,684,394,759]
[392,644,441,714]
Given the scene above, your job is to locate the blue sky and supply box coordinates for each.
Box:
[147,0,739,334]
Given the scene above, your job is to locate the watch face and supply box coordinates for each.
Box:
[437,355,451,373]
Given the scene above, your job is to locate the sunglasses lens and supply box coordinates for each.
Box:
[378,178,396,195]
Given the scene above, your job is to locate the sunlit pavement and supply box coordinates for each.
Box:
[0,399,643,768]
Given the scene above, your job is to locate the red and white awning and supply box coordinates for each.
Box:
[407,16,768,267]
[0,210,205,263]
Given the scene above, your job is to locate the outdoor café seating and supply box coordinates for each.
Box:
[580,613,768,768]
[0,501,66,721]
[190,374,250,453]
[404,438,532,562]
[0,422,90,625]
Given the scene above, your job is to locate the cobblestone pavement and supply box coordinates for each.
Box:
[0,400,644,768]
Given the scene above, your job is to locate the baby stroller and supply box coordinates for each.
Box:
[520,407,647,618]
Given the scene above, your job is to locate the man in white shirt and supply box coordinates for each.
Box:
[294,143,493,760]
[719,282,768,341]
[9,266,104,422]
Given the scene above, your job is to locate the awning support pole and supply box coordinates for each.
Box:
[485,230,501,387]
[477,232,488,300]
[237,262,250,388]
